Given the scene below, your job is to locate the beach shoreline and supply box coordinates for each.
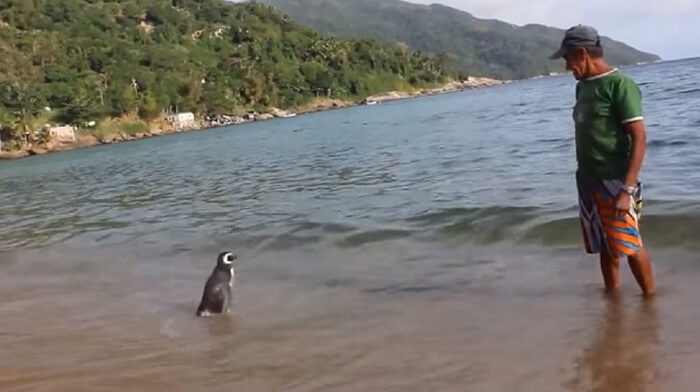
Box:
[0,77,505,161]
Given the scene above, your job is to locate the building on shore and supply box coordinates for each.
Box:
[166,112,196,130]
[48,125,77,143]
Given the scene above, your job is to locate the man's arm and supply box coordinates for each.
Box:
[623,119,647,188]
[614,119,646,217]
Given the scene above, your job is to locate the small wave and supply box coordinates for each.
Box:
[323,278,358,288]
[677,88,700,95]
[265,234,323,250]
[536,137,569,144]
[526,106,570,115]
[336,229,413,248]
[363,278,473,296]
[648,139,688,148]
[440,159,463,169]
[407,207,479,225]
[407,206,539,227]
[74,219,131,231]
[228,234,274,249]
[406,203,700,248]
[521,214,700,248]
[291,221,357,234]
[406,206,541,245]
[423,111,452,123]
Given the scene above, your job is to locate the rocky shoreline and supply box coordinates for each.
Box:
[360,77,507,104]
[0,78,504,161]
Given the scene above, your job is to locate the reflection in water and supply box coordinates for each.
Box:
[203,315,241,337]
[567,297,661,392]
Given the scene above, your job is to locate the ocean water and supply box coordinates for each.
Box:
[1,58,699,391]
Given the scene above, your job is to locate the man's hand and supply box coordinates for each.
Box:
[614,191,632,218]
[619,119,645,219]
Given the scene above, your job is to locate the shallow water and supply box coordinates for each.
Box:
[1,58,699,391]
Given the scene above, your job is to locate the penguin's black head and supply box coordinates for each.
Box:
[216,251,237,268]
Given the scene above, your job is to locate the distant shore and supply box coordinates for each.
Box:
[0,77,505,161]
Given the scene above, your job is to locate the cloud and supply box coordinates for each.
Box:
[408,0,700,59]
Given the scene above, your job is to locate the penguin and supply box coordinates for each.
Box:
[196,251,236,317]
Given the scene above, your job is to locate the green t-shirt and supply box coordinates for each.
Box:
[573,68,644,179]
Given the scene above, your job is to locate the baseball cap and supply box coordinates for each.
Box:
[550,25,602,59]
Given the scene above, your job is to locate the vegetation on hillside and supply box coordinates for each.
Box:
[0,0,452,150]
[263,0,661,80]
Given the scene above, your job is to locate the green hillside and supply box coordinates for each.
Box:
[0,0,451,149]
[262,0,661,79]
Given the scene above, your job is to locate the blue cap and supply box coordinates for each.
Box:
[550,25,602,59]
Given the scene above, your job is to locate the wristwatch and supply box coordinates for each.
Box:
[622,185,637,195]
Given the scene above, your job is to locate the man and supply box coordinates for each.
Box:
[551,25,655,296]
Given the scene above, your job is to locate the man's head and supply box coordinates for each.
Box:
[551,25,606,80]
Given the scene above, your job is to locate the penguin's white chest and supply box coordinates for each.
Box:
[229,268,235,287]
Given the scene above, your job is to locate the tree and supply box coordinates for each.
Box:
[139,91,160,120]
[110,85,139,116]
[0,106,17,150]
[0,82,43,145]
[184,70,204,111]
[0,106,15,128]
[0,0,454,147]
[54,93,101,125]
[243,71,266,105]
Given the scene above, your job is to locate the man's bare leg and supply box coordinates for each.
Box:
[628,247,655,296]
[600,250,621,294]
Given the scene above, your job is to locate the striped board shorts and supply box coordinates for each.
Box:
[576,171,644,259]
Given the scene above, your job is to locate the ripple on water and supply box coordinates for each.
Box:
[1,60,700,391]
[336,229,415,248]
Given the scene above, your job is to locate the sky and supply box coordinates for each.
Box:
[406,0,700,60]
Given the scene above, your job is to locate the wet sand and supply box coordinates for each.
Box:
[2,242,699,391]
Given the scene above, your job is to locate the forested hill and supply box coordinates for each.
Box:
[0,0,451,132]
[262,0,661,80]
